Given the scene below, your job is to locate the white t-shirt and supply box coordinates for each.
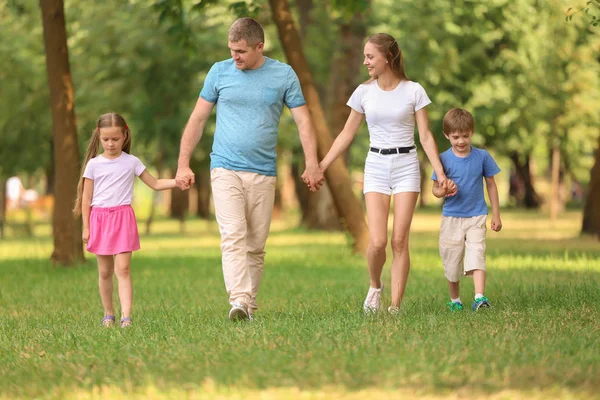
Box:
[83,152,146,207]
[347,80,431,148]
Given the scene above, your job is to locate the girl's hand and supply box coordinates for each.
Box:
[82,228,89,243]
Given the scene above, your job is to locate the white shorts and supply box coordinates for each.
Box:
[363,149,421,195]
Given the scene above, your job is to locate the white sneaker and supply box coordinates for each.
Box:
[363,283,383,314]
[388,305,400,315]
[228,302,249,321]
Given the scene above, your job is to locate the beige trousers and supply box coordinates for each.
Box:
[210,168,276,313]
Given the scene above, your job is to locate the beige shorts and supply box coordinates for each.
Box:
[439,215,487,282]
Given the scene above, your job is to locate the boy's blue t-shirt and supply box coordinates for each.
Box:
[431,146,500,217]
[200,57,306,176]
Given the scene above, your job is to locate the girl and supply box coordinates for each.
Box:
[73,113,178,327]
[319,34,456,314]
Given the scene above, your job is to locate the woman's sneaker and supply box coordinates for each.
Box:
[363,282,383,314]
[471,296,491,311]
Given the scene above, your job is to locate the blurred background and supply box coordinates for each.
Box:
[1,0,599,264]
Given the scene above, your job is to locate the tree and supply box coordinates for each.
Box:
[39,0,84,265]
[269,0,369,253]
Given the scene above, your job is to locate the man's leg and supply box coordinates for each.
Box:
[211,168,252,312]
[242,171,276,316]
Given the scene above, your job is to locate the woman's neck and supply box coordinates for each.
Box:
[376,70,401,91]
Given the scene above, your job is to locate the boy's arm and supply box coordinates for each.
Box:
[485,176,502,232]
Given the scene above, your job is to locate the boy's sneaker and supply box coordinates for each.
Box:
[446,301,464,312]
[363,281,384,314]
[471,296,491,311]
[228,302,249,321]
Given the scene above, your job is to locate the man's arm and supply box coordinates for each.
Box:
[290,105,323,191]
[176,97,215,189]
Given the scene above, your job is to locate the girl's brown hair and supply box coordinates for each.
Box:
[366,33,408,82]
[73,113,131,217]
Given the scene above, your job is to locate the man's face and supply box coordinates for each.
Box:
[229,39,264,70]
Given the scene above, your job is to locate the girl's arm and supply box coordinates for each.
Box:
[416,107,448,186]
[82,178,93,243]
[139,170,178,191]
[319,109,365,171]
[485,176,502,231]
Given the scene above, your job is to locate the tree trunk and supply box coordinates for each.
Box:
[581,133,600,238]
[296,0,313,39]
[509,151,541,209]
[40,0,84,265]
[46,139,55,195]
[170,187,188,234]
[550,145,561,222]
[195,167,211,219]
[269,0,369,253]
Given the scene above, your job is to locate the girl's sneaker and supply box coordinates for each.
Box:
[471,296,491,311]
[101,315,115,327]
[446,301,464,312]
[388,305,400,315]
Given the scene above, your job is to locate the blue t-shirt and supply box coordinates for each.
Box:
[200,57,306,176]
[431,146,500,217]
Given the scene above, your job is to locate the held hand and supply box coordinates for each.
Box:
[445,179,458,197]
[82,228,89,243]
[491,216,502,232]
[175,166,195,190]
[301,163,325,192]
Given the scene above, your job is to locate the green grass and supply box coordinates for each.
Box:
[0,210,599,399]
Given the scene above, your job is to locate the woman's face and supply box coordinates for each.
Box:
[363,41,388,77]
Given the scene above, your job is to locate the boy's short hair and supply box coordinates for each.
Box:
[228,18,264,47]
[443,108,475,134]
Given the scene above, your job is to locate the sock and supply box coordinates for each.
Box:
[451,297,461,304]
[475,293,484,300]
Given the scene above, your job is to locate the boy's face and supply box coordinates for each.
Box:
[444,130,473,157]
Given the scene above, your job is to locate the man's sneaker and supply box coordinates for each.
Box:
[228,302,249,321]
[446,301,464,312]
[471,296,491,311]
[363,284,383,314]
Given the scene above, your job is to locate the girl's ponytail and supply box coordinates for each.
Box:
[73,127,100,217]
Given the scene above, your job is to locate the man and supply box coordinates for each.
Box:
[175,18,323,321]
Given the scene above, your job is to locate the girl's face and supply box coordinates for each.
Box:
[99,127,126,158]
[363,42,389,77]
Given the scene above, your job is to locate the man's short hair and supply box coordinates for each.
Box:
[228,18,264,47]
[443,108,475,134]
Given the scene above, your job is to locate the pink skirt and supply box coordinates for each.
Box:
[87,205,140,255]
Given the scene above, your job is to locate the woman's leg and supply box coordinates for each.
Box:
[364,192,391,288]
[97,255,115,316]
[114,252,133,318]
[390,192,419,307]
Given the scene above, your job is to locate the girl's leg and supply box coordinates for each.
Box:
[97,255,115,316]
[390,192,419,307]
[114,252,133,318]
[365,192,392,288]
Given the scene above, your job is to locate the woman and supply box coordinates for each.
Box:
[319,33,454,314]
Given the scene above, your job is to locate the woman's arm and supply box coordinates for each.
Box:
[319,109,365,171]
[416,107,448,185]
[139,170,178,191]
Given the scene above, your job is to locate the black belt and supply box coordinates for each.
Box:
[370,145,415,155]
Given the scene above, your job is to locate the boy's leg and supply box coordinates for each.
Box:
[211,168,252,311]
[463,215,491,309]
[114,252,133,318]
[242,171,276,316]
[97,255,115,317]
[472,269,486,297]
[439,217,466,304]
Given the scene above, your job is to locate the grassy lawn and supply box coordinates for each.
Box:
[0,210,598,399]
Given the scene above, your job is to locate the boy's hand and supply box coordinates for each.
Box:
[444,179,458,197]
[491,216,502,232]
[82,228,89,243]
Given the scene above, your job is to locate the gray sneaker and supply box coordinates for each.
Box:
[228,302,249,321]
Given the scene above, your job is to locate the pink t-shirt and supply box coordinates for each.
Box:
[83,152,146,207]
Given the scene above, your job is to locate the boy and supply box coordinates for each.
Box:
[432,108,502,312]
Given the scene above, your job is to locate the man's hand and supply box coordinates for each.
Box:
[175,166,195,190]
[491,216,502,232]
[301,162,325,192]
